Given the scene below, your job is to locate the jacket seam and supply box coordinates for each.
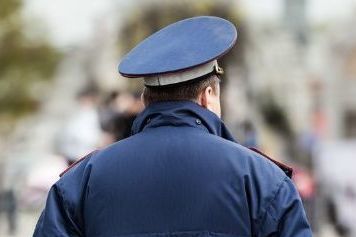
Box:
[257,176,288,231]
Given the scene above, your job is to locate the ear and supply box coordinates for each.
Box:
[198,84,221,117]
[199,86,213,109]
[140,92,147,107]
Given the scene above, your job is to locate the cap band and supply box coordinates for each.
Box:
[144,60,223,86]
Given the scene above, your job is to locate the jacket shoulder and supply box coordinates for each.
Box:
[248,147,293,178]
[59,150,98,177]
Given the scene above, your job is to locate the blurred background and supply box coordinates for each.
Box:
[0,0,356,236]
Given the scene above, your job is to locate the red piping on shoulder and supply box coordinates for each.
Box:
[249,147,293,178]
[59,150,97,177]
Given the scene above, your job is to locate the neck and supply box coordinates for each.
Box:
[132,100,237,143]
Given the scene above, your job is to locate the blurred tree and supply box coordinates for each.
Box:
[259,95,294,139]
[119,0,246,91]
[0,0,60,120]
[258,92,297,159]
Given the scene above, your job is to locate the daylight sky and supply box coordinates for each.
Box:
[24,0,356,47]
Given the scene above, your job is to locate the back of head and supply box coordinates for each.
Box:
[142,74,220,106]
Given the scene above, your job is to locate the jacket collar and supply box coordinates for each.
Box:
[131,100,237,142]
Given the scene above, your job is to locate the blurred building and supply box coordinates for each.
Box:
[225,0,356,155]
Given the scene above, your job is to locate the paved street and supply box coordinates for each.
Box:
[0,210,40,237]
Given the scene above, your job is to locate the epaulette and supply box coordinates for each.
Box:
[59,151,97,177]
[249,147,293,178]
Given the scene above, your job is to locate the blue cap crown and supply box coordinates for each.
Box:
[118,16,238,85]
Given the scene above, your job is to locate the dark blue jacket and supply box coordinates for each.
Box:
[34,101,312,237]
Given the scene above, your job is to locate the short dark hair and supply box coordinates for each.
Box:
[142,74,220,105]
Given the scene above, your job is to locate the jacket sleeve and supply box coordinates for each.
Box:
[258,177,312,237]
[33,151,96,237]
[33,184,83,237]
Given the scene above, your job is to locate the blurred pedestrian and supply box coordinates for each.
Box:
[99,91,143,146]
[0,189,17,235]
[55,84,101,165]
[241,120,258,148]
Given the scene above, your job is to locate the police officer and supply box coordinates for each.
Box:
[34,16,312,236]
